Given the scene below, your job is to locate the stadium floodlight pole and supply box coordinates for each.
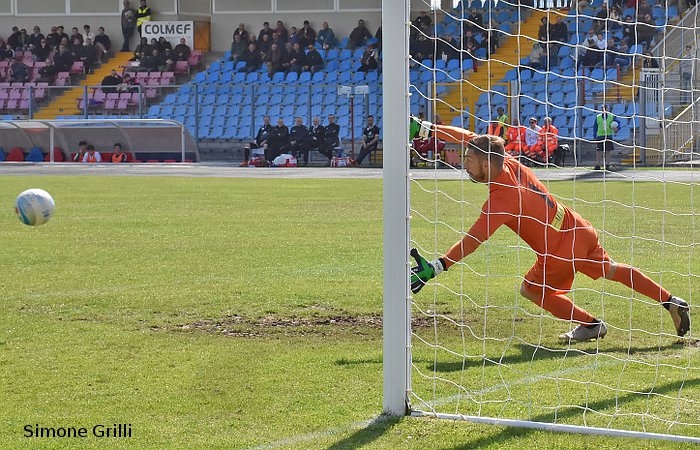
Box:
[382,0,411,416]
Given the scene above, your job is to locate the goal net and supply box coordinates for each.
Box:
[383,0,700,443]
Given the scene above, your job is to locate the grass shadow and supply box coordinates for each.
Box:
[442,377,700,449]
[429,342,684,373]
[325,414,401,450]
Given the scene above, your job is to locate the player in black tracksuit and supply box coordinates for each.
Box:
[307,116,326,164]
[243,115,273,165]
[289,117,310,166]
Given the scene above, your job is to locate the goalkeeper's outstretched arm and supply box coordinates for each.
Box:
[410,116,479,145]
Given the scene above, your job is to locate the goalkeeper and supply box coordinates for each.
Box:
[409,118,690,343]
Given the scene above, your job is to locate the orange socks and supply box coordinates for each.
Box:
[608,264,670,303]
[531,291,596,325]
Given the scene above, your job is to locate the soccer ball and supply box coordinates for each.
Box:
[15,189,55,226]
[611,121,619,130]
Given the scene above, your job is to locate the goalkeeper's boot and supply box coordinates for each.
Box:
[559,321,607,343]
[663,296,690,337]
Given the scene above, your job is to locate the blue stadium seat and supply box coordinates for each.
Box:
[299,72,311,83]
[326,49,339,60]
[285,72,299,83]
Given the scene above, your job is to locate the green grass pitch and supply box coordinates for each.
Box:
[0,174,698,449]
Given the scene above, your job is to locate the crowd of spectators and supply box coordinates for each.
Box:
[129,35,189,72]
[0,22,114,83]
[231,18,381,76]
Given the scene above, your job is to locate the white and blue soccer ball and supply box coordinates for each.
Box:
[15,189,55,226]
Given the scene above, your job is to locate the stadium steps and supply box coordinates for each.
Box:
[435,10,549,129]
[34,52,134,120]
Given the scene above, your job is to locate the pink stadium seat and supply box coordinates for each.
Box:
[0,99,6,109]
[104,98,116,109]
[19,99,29,110]
[174,60,188,74]
[116,99,129,110]
[55,72,70,86]
[145,88,156,99]
[6,99,17,109]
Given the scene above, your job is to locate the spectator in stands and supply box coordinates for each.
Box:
[289,116,310,166]
[288,26,299,49]
[354,115,380,166]
[9,57,28,82]
[73,141,89,162]
[79,38,99,73]
[349,19,372,49]
[484,19,499,57]
[288,42,305,73]
[358,43,378,72]
[234,23,249,43]
[265,43,288,76]
[637,14,656,49]
[82,144,102,163]
[258,21,274,43]
[411,11,432,38]
[550,16,568,44]
[410,34,433,62]
[298,20,316,48]
[609,5,622,29]
[112,143,128,163]
[16,29,29,51]
[613,40,631,68]
[229,34,248,67]
[504,118,525,156]
[0,43,14,62]
[258,33,272,59]
[274,20,288,43]
[156,37,171,53]
[239,42,262,73]
[523,117,541,160]
[642,51,659,68]
[439,33,459,61]
[304,44,324,73]
[464,9,484,33]
[532,117,559,162]
[94,27,111,62]
[83,25,96,44]
[593,3,609,33]
[322,114,341,159]
[580,38,602,68]
[269,118,290,160]
[538,17,550,42]
[136,0,152,37]
[54,45,74,72]
[242,115,273,166]
[70,27,84,46]
[121,0,137,51]
[316,21,337,49]
[46,26,60,49]
[174,37,190,61]
[32,38,51,62]
[680,45,694,103]
[526,42,545,70]
[622,16,636,45]
[56,26,69,46]
[637,0,652,19]
[462,29,478,52]
[37,57,56,83]
[7,26,20,50]
[118,72,139,93]
[307,116,326,162]
[102,69,123,93]
[375,23,382,50]
[28,26,44,49]
[595,104,616,170]
[133,37,152,59]
[465,41,478,69]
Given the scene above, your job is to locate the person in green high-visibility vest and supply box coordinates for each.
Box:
[595,104,617,170]
[495,106,509,135]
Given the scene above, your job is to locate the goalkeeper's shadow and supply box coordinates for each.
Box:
[425,342,685,373]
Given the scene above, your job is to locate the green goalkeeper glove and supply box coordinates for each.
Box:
[409,116,433,141]
[410,248,446,294]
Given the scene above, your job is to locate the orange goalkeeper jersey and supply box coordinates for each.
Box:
[443,155,578,268]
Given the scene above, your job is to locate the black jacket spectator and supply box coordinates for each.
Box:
[54,47,74,72]
[274,21,288,43]
[37,61,56,83]
[298,21,316,48]
[102,70,123,93]
[622,17,636,45]
[308,118,330,161]
[121,0,137,51]
[355,116,380,166]
[28,27,44,49]
[464,10,484,33]
[240,44,262,73]
[288,43,305,73]
[46,28,61,49]
[230,34,247,64]
[304,46,324,72]
[94,29,112,51]
[10,59,29,82]
[359,46,378,71]
[324,117,340,150]
[349,20,372,49]
[7,27,20,49]
[412,11,432,37]
[258,33,272,59]
[32,41,51,62]
[258,22,274,43]
[174,39,190,61]
[550,17,568,43]
[234,24,249,43]
[266,43,289,75]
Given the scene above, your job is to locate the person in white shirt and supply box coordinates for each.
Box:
[83,25,96,45]
[82,144,102,162]
[523,117,541,160]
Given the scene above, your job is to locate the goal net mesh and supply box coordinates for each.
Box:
[407,0,699,440]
